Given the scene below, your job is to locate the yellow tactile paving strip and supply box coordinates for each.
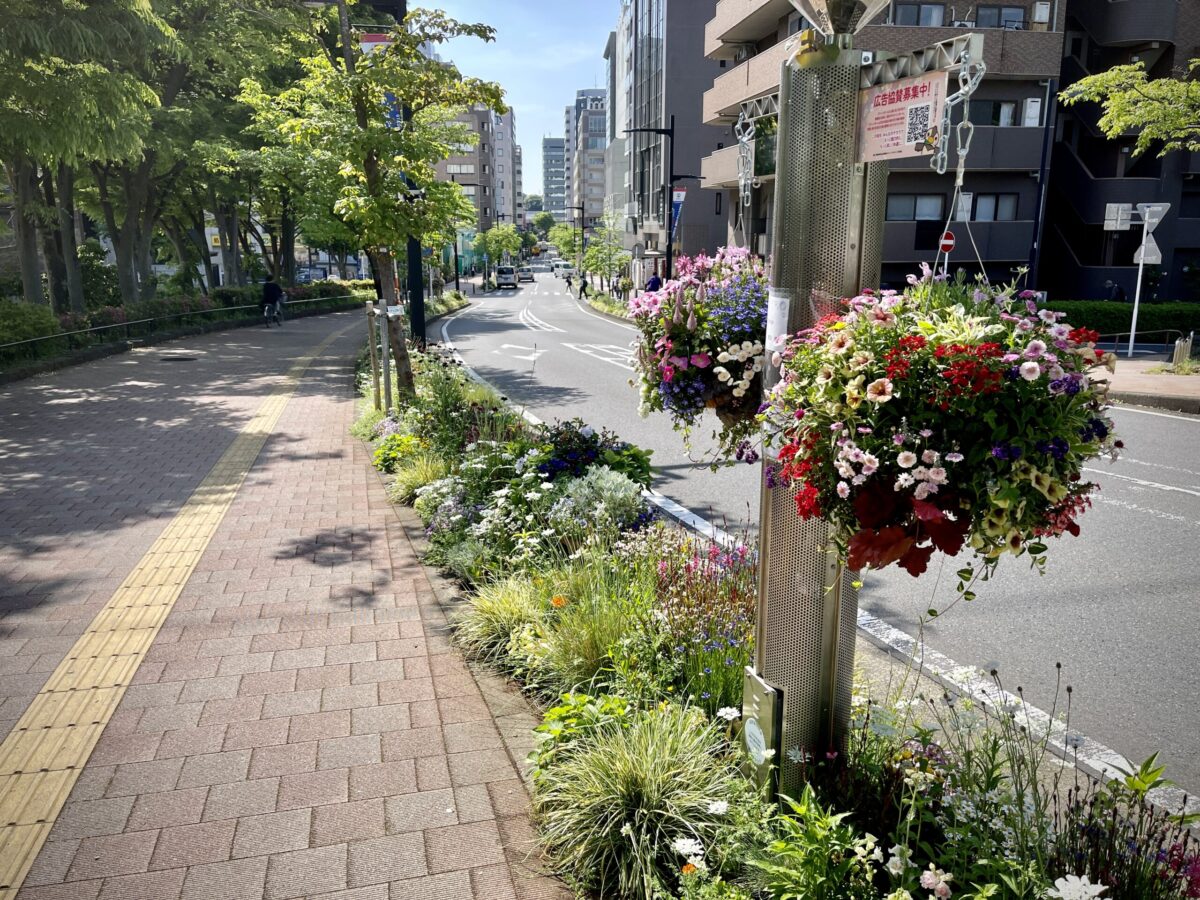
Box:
[0,328,348,899]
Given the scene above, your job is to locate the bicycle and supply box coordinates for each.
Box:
[263,300,284,328]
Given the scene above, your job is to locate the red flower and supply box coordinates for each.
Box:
[1068,327,1100,345]
[793,483,822,519]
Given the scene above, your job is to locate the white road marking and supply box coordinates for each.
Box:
[1084,467,1200,499]
[562,343,635,371]
[1093,494,1200,529]
[567,290,638,333]
[1118,456,1200,479]
[1111,406,1200,424]
[496,343,544,363]
[518,305,564,333]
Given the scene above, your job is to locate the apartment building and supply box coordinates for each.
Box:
[1044,0,1200,300]
[603,25,629,220]
[514,145,526,228]
[623,0,729,272]
[564,89,607,227]
[433,105,497,234]
[572,91,609,228]
[701,0,1066,288]
[543,137,567,221]
[494,110,521,227]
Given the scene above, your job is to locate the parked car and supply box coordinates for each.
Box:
[495,265,518,289]
[517,266,534,282]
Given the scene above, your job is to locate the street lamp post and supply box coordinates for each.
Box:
[625,114,682,280]
[566,205,585,274]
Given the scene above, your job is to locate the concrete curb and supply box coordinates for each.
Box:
[1110,391,1200,415]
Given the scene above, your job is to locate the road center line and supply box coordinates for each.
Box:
[0,325,350,900]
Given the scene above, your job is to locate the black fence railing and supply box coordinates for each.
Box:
[0,294,365,369]
[1095,329,1186,356]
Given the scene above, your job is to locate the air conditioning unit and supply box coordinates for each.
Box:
[952,19,974,26]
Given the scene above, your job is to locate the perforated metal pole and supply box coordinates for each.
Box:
[745,27,888,800]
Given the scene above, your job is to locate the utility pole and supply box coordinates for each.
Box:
[335,0,393,412]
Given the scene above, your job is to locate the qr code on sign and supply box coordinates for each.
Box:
[906,103,932,145]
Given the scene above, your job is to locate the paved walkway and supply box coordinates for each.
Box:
[0,313,565,900]
[1107,356,1200,412]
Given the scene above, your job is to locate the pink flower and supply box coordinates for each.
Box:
[865,378,894,403]
[897,451,918,468]
[945,452,964,462]
[668,355,690,368]
[1019,361,1041,381]
[661,366,675,382]
[1024,340,1047,359]
[921,449,939,464]
[836,481,850,498]
[690,352,712,368]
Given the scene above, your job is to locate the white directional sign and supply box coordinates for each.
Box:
[1134,234,1162,265]
[1137,202,1170,232]
[1103,202,1132,231]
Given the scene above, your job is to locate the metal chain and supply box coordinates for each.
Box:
[931,49,986,180]
[735,110,759,209]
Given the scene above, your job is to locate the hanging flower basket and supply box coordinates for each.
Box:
[630,248,768,461]
[761,269,1121,582]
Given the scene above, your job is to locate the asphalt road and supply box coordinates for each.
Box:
[442,275,1200,794]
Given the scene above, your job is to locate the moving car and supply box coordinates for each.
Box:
[517,266,534,282]
[495,265,518,289]
[557,265,576,280]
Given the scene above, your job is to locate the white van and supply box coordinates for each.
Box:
[495,265,518,289]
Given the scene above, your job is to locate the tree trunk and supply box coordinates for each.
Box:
[38,167,68,314]
[280,192,296,286]
[7,157,45,306]
[93,165,139,305]
[57,162,85,314]
[335,252,348,280]
[371,249,415,396]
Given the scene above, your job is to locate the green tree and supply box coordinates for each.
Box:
[548,222,580,260]
[1060,58,1200,156]
[0,0,172,310]
[582,213,629,292]
[471,223,521,276]
[531,210,556,239]
[243,6,502,396]
[524,193,543,212]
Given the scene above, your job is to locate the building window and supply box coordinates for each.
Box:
[446,163,476,175]
[497,164,505,173]
[976,6,1025,28]
[497,148,505,157]
[970,99,1018,126]
[482,164,490,174]
[886,193,945,221]
[716,192,723,216]
[894,3,945,26]
[973,193,1018,221]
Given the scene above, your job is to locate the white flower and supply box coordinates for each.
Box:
[894,473,915,490]
[760,748,776,760]
[1019,360,1042,381]
[672,837,704,858]
[860,453,879,476]
[866,378,894,403]
[827,331,854,354]
[815,364,836,385]
[715,707,741,722]
[921,449,939,464]
[707,800,729,815]
[714,366,731,383]
[837,481,850,499]
[1046,874,1108,899]
[884,845,913,876]
[620,823,634,837]
[927,467,948,484]
[897,451,918,468]
[579,425,595,438]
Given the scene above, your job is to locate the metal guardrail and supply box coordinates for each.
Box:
[0,294,363,363]
[1094,329,1185,356]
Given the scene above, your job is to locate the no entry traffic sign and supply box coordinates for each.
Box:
[939,231,955,253]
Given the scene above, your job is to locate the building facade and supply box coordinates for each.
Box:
[623,0,729,277]
[564,89,607,226]
[701,0,1067,289]
[494,110,521,228]
[433,105,497,235]
[513,145,526,228]
[572,92,609,228]
[1043,0,1200,300]
[542,137,567,221]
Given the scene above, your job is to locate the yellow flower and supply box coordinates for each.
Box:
[551,595,567,608]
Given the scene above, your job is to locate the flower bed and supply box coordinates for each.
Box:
[630,248,770,461]
[355,344,1199,900]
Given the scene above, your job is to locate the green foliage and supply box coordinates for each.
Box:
[1044,301,1200,336]
[747,785,880,900]
[79,241,122,310]
[533,703,739,900]
[453,574,545,665]
[351,408,386,441]
[529,692,633,781]
[531,210,556,237]
[386,455,450,505]
[0,301,64,361]
[372,433,424,474]
[548,223,580,260]
[1060,58,1200,156]
[472,223,522,264]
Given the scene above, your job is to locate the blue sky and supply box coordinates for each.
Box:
[431,0,618,199]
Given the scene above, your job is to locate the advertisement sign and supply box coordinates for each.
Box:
[671,188,687,242]
[857,71,949,163]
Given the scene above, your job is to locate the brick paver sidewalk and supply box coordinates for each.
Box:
[0,313,565,899]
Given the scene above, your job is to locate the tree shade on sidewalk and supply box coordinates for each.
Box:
[0,313,566,900]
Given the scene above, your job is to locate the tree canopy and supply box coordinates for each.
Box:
[1060,58,1200,156]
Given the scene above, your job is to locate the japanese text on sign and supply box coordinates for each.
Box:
[857,71,949,163]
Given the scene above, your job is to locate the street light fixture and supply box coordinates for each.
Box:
[625,114,687,280]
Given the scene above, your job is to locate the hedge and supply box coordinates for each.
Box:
[1043,301,1200,338]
